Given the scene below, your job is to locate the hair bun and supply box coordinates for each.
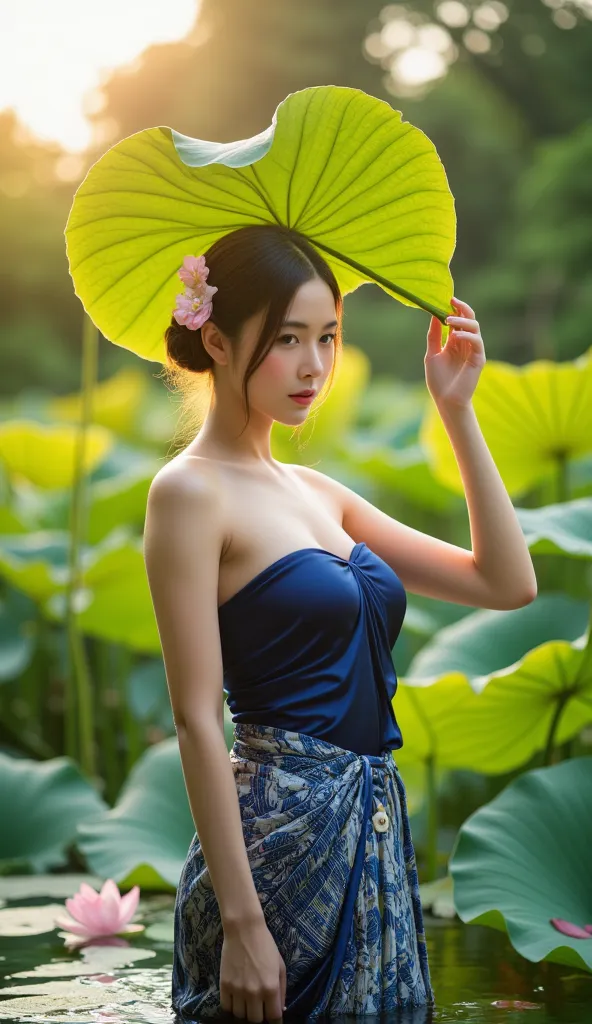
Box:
[165,319,213,373]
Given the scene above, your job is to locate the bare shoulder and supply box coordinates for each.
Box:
[291,463,348,519]
[145,455,229,555]
[148,453,222,501]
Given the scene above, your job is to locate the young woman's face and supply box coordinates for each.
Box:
[239,277,338,424]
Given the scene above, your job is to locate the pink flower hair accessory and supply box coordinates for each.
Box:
[173,254,218,331]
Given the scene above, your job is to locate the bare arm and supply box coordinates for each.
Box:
[143,464,265,930]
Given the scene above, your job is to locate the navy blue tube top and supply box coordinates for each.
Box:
[218,541,406,757]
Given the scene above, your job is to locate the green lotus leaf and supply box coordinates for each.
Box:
[515,498,592,558]
[419,350,592,497]
[0,589,36,684]
[85,469,153,545]
[0,529,159,651]
[0,754,106,872]
[0,531,71,602]
[48,367,149,439]
[75,737,195,890]
[0,505,27,533]
[449,757,592,973]
[46,530,160,652]
[342,441,460,513]
[0,420,113,489]
[409,592,589,680]
[394,598,592,772]
[65,85,456,363]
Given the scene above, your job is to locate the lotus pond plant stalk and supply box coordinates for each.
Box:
[64,311,98,779]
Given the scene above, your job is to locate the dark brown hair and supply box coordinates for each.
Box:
[160,224,343,445]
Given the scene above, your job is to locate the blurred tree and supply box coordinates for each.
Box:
[369,0,592,139]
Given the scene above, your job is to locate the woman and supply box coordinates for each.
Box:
[143,223,537,1021]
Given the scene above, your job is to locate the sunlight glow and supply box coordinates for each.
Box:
[0,0,198,152]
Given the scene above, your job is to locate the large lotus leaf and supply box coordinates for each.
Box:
[342,440,460,513]
[449,757,592,973]
[394,602,592,772]
[0,754,106,872]
[515,498,592,558]
[42,469,154,543]
[48,368,149,439]
[0,529,159,651]
[0,505,27,533]
[65,85,455,363]
[75,737,195,890]
[47,530,160,653]
[0,589,36,684]
[0,420,112,489]
[419,350,592,497]
[409,592,589,680]
[0,531,71,602]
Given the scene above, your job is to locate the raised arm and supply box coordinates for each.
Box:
[143,462,286,1021]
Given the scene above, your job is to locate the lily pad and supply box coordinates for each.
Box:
[0,754,106,873]
[65,84,455,363]
[9,945,156,978]
[0,904,66,937]
[449,756,592,973]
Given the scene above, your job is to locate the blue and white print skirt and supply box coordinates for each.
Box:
[172,722,435,1019]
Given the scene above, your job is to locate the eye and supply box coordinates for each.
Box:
[277,334,336,345]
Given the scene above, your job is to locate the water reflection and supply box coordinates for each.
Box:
[0,898,590,1024]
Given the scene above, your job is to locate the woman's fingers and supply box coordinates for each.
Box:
[445,316,480,332]
[451,296,476,319]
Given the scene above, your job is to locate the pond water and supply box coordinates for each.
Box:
[0,889,590,1024]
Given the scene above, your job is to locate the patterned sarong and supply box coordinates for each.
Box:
[172,723,435,1018]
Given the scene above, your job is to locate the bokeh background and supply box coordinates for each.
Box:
[1,3,592,1018]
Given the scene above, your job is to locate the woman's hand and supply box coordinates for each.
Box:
[424,296,486,409]
[220,917,287,1022]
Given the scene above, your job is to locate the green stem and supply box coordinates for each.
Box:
[555,452,569,505]
[96,641,121,805]
[425,754,438,882]
[294,231,450,323]
[543,695,570,766]
[65,311,99,779]
[119,646,143,776]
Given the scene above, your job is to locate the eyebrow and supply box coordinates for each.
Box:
[281,320,338,329]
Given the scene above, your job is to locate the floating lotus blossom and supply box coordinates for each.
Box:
[54,879,144,947]
[550,917,592,939]
[173,254,218,330]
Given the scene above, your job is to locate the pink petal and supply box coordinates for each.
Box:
[78,882,101,902]
[65,895,95,927]
[550,917,592,939]
[75,899,112,935]
[117,886,140,927]
[54,914,95,938]
[99,880,123,933]
[188,302,212,330]
[585,925,592,934]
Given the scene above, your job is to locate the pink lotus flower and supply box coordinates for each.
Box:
[173,290,216,331]
[173,254,218,330]
[54,879,144,946]
[178,254,211,290]
[550,917,592,939]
